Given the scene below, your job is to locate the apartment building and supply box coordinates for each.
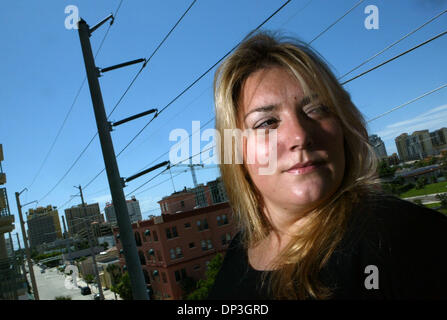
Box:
[27,205,63,248]
[105,196,142,225]
[65,203,103,236]
[114,201,235,300]
[369,134,388,160]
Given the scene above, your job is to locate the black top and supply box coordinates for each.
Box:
[208,194,447,299]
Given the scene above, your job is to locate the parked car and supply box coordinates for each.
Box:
[40,270,45,274]
[80,287,91,295]
[93,293,101,300]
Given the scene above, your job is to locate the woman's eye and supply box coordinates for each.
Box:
[305,105,330,117]
[254,118,278,129]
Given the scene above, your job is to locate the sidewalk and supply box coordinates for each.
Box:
[63,272,121,300]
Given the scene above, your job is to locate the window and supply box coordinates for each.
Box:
[193,264,200,271]
[153,231,158,241]
[175,270,181,282]
[180,200,185,207]
[207,239,213,250]
[170,248,176,260]
[166,228,172,239]
[184,222,191,228]
[217,216,221,226]
[222,214,229,225]
[197,220,202,231]
[172,226,178,237]
[176,246,183,258]
[162,272,167,283]
[166,226,178,239]
[156,250,162,262]
[221,233,232,245]
[203,218,209,230]
[175,268,187,282]
[189,242,195,249]
[201,240,207,251]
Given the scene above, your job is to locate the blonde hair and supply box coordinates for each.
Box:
[214,31,380,299]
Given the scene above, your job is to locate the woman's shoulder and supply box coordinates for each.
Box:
[342,193,447,298]
[355,193,447,235]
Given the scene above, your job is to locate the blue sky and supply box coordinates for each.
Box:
[1,0,446,249]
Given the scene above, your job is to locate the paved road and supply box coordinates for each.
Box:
[28,265,119,300]
[403,192,447,204]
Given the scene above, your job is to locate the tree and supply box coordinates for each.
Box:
[415,177,427,190]
[111,272,132,300]
[436,193,447,209]
[378,160,397,178]
[106,264,121,300]
[187,253,224,300]
[84,274,95,289]
[180,276,198,298]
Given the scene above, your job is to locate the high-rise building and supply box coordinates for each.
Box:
[395,129,439,162]
[369,134,388,160]
[65,203,103,236]
[430,127,447,154]
[27,205,63,248]
[104,196,142,225]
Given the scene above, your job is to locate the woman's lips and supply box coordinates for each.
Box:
[285,161,324,175]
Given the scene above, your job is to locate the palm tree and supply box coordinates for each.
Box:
[106,264,121,300]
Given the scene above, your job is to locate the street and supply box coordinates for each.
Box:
[27,264,119,300]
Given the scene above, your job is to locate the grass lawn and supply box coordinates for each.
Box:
[400,181,447,198]
[423,202,447,215]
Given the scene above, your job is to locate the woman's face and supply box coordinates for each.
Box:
[239,66,345,215]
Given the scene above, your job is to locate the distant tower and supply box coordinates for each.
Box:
[369,134,388,160]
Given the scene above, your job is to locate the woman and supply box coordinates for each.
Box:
[208,31,447,300]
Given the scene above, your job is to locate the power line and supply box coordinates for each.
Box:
[125,143,217,197]
[28,0,124,190]
[80,0,292,193]
[37,1,196,203]
[309,0,365,44]
[367,83,447,123]
[339,8,447,80]
[341,29,447,85]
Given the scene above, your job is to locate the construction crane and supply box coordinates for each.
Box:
[164,163,218,189]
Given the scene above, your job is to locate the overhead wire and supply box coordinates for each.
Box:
[80,0,293,193]
[28,0,124,191]
[309,0,365,44]
[38,0,197,203]
[338,8,447,80]
[341,29,447,85]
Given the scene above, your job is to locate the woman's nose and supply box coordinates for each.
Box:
[283,113,313,151]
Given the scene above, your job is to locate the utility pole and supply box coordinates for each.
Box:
[8,232,18,300]
[15,191,39,300]
[75,185,104,300]
[77,17,149,300]
[15,233,27,286]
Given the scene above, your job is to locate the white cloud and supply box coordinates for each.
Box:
[373,104,447,155]
[375,104,447,141]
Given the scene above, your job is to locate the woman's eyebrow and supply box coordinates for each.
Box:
[297,94,319,109]
[243,104,277,122]
[243,94,319,122]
